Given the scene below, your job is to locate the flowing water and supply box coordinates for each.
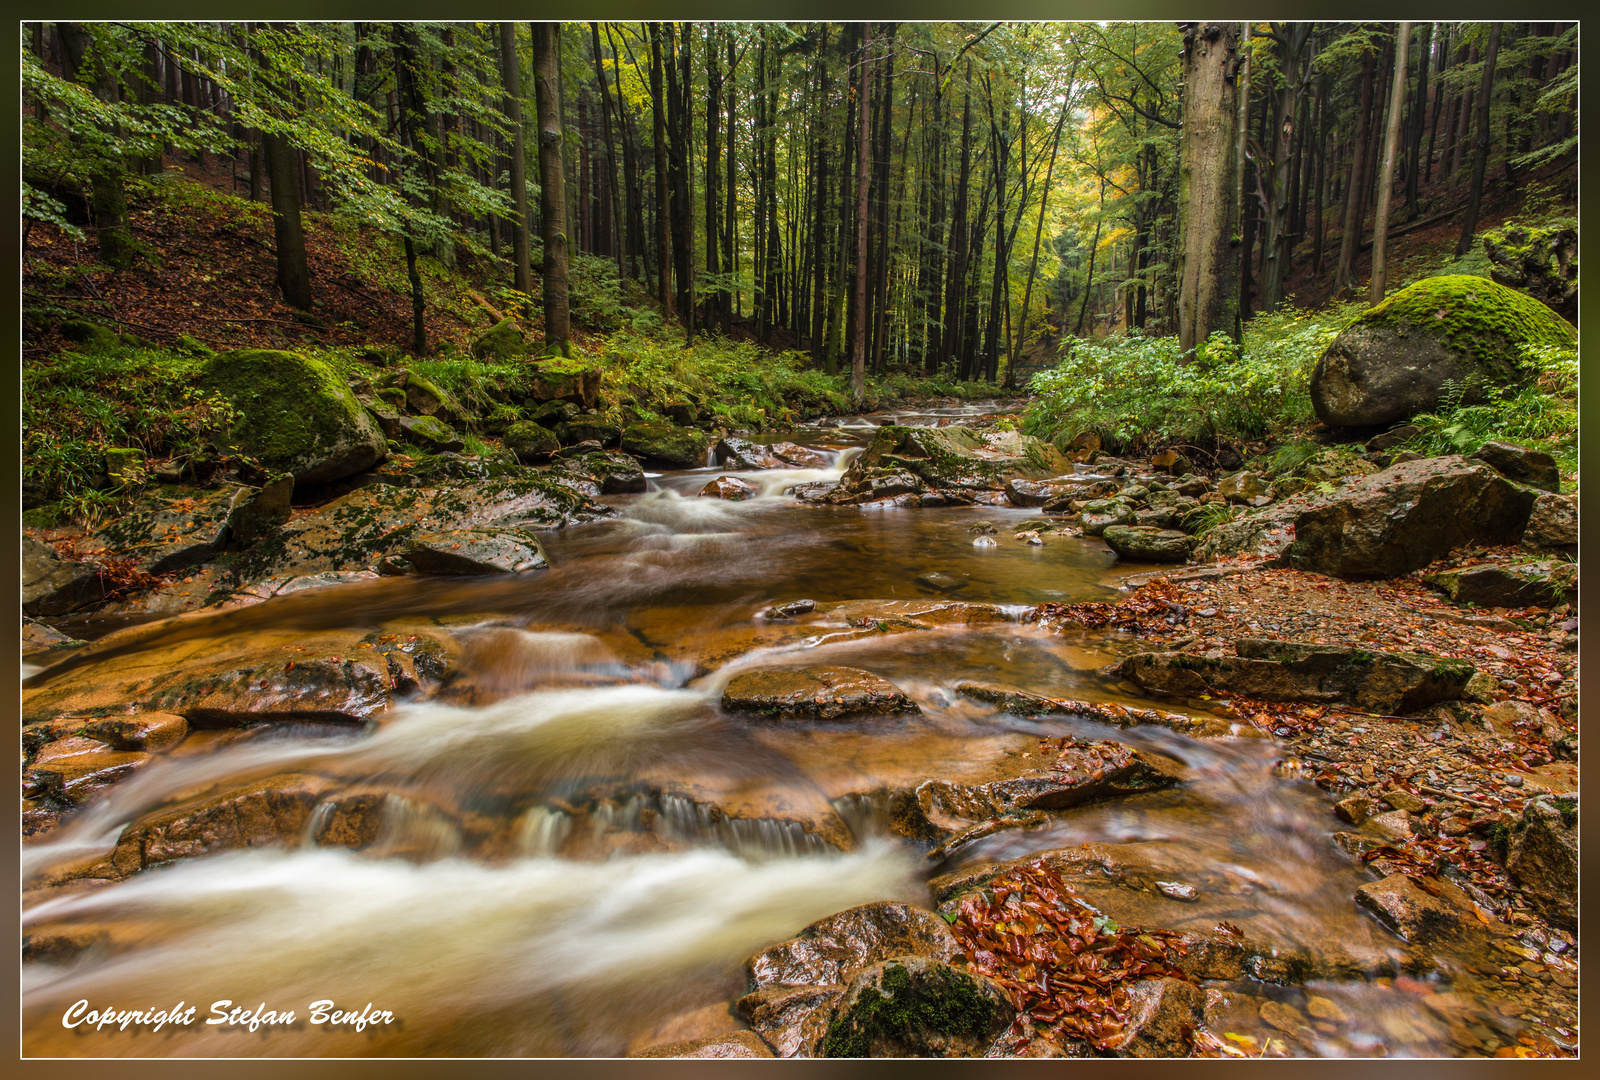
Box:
[20,406,1527,1057]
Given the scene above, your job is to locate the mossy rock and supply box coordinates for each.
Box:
[1310,275,1576,428]
[621,423,711,468]
[198,349,388,486]
[1483,223,1577,321]
[471,318,528,361]
[402,371,462,422]
[820,958,1013,1058]
[59,319,120,350]
[503,420,559,463]
[398,414,464,453]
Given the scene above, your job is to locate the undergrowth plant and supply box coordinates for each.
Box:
[1403,343,1577,474]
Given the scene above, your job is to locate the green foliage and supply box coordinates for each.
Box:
[1403,343,1577,474]
[21,343,236,518]
[1023,304,1351,452]
[1181,501,1239,540]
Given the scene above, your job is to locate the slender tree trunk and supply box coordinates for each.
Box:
[1455,23,1502,256]
[57,23,136,270]
[1233,21,1251,330]
[532,23,571,355]
[499,23,532,317]
[1370,23,1411,304]
[850,24,873,405]
[1176,22,1241,352]
[1011,101,1070,384]
[1404,23,1430,216]
[647,25,673,315]
[941,68,973,371]
[1334,51,1376,295]
[704,28,723,331]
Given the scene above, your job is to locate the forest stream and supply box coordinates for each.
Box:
[20,404,1560,1058]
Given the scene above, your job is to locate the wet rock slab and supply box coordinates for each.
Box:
[721,666,921,721]
[817,957,1015,1057]
[1108,638,1474,715]
[747,902,962,991]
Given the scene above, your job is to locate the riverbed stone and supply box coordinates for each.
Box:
[701,475,759,501]
[550,450,646,494]
[737,985,843,1058]
[198,349,388,486]
[1005,478,1073,507]
[80,711,188,752]
[828,425,1066,503]
[397,414,465,453]
[1506,795,1577,930]
[1109,639,1473,715]
[1354,873,1475,946]
[1520,493,1577,557]
[397,527,548,575]
[1196,456,1538,579]
[21,535,105,616]
[1309,275,1576,428]
[1218,472,1269,502]
[721,666,920,721]
[818,957,1016,1058]
[1079,499,1135,537]
[87,484,249,575]
[1102,525,1191,563]
[501,420,559,463]
[1469,441,1561,493]
[622,423,712,468]
[769,442,829,469]
[1424,561,1573,609]
[227,474,294,546]
[747,902,962,991]
[1112,977,1206,1058]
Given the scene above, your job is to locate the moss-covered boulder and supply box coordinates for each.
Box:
[504,420,559,463]
[1310,275,1577,428]
[398,414,465,453]
[621,423,711,468]
[198,349,387,486]
[471,317,527,361]
[1483,223,1577,321]
[523,360,602,410]
[59,319,120,350]
[819,958,1014,1058]
[401,372,462,424]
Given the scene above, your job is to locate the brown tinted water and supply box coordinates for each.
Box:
[20,410,1535,1057]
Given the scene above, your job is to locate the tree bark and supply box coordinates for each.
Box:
[647,24,673,316]
[56,23,136,270]
[1176,22,1240,353]
[1334,50,1376,296]
[499,23,533,317]
[1455,23,1502,257]
[850,24,873,405]
[532,23,571,355]
[1370,22,1411,305]
[1011,101,1070,384]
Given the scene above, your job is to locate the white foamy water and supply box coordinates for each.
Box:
[23,841,923,1055]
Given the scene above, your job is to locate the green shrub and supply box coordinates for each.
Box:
[1403,343,1577,474]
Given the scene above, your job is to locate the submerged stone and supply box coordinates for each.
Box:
[721,666,920,721]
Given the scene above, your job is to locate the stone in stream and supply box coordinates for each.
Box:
[825,424,1067,504]
[1353,873,1487,946]
[1078,499,1135,537]
[1004,478,1073,507]
[1506,794,1577,929]
[1309,275,1576,429]
[397,527,548,574]
[714,435,781,470]
[816,957,1015,1058]
[21,626,455,729]
[1112,978,1206,1058]
[768,442,829,469]
[1194,455,1538,579]
[550,449,647,494]
[621,423,713,468]
[24,741,152,807]
[197,349,388,486]
[721,666,920,722]
[736,986,844,1058]
[700,475,760,501]
[1107,639,1474,715]
[952,682,1229,738]
[80,711,189,752]
[87,484,251,576]
[1469,441,1562,493]
[915,571,967,592]
[746,902,963,992]
[1102,525,1191,563]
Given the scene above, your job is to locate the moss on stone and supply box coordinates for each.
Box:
[821,962,996,1058]
[1355,275,1576,381]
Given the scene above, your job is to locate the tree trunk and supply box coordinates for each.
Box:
[1334,50,1376,295]
[704,28,723,331]
[850,24,873,405]
[647,25,673,316]
[1011,100,1070,384]
[1370,22,1411,305]
[1176,22,1241,352]
[941,68,973,371]
[499,23,533,317]
[1455,23,1502,257]
[1258,22,1310,314]
[532,23,571,355]
[56,23,136,270]
[1404,22,1430,216]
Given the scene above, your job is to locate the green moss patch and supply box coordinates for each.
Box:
[1356,275,1576,381]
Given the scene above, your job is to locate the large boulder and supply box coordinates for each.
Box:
[470,317,527,361]
[1199,455,1538,579]
[1309,275,1576,429]
[1521,492,1577,557]
[827,425,1067,504]
[1483,223,1578,321]
[550,450,647,495]
[396,527,548,575]
[503,420,560,463]
[1102,525,1190,563]
[621,424,712,468]
[523,360,602,410]
[199,349,388,486]
[747,903,963,992]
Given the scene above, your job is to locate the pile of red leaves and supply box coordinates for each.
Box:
[1024,581,1189,636]
[946,857,1192,1053]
